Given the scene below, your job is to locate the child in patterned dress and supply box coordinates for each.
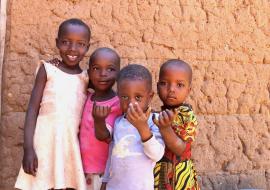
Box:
[153,59,200,190]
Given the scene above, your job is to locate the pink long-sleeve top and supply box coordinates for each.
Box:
[79,92,122,174]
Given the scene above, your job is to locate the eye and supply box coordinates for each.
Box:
[135,96,142,102]
[91,66,99,71]
[158,81,167,86]
[121,96,129,100]
[77,42,87,48]
[107,68,115,72]
[61,40,70,45]
[177,83,185,88]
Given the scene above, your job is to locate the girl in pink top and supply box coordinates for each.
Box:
[79,47,122,190]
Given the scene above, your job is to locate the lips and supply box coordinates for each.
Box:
[98,80,109,85]
[167,96,176,100]
[67,55,78,61]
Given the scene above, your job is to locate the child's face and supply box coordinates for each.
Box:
[157,65,191,107]
[89,52,119,92]
[117,79,153,113]
[56,24,90,67]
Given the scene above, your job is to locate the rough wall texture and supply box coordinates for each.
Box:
[1,0,270,189]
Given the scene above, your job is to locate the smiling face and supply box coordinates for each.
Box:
[56,24,90,68]
[117,79,153,113]
[157,64,191,107]
[89,50,120,92]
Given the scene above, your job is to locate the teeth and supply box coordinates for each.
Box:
[67,55,77,60]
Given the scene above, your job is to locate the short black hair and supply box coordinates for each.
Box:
[89,47,120,67]
[58,18,91,41]
[117,64,152,91]
[160,59,193,84]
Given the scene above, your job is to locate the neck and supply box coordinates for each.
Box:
[92,89,116,101]
[161,103,186,110]
[60,60,81,71]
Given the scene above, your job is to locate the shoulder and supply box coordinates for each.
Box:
[114,115,125,127]
[175,104,198,126]
[79,69,89,83]
[37,60,59,79]
[108,96,122,114]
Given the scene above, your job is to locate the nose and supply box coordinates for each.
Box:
[69,42,77,51]
[100,69,107,76]
[128,98,137,106]
[168,84,175,92]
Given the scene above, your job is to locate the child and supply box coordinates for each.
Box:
[79,47,122,190]
[15,18,91,190]
[101,64,165,190]
[153,59,200,190]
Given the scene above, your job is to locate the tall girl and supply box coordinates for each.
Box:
[15,18,91,190]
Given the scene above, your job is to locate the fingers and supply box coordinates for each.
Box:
[93,101,111,118]
[126,103,137,122]
[155,109,175,128]
[145,106,151,118]
[130,102,142,116]
[152,113,160,127]
[29,162,36,176]
[34,156,38,173]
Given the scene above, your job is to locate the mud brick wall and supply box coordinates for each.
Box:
[1,0,270,189]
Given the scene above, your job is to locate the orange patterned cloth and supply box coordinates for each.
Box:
[154,104,200,190]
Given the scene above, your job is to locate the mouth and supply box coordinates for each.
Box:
[98,80,110,85]
[167,96,176,99]
[67,55,78,61]
[166,96,177,101]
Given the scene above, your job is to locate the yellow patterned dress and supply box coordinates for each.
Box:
[154,104,200,190]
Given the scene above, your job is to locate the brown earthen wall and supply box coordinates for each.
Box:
[1,0,270,189]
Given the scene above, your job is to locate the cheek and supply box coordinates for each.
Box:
[108,73,118,80]
[158,88,167,97]
[80,47,88,55]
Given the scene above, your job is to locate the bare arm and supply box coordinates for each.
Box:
[153,110,186,156]
[23,64,47,176]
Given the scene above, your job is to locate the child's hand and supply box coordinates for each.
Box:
[153,109,176,130]
[22,148,38,176]
[126,103,153,142]
[126,102,150,129]
[47,58,61,66]
[100,182,107,190]
[92,101,111,122]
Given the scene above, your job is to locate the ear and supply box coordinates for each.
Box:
[188,85,192,94]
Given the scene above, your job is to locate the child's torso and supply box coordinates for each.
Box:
[39,61,88,120]
[79,93,122,173]
[107,114,157,190]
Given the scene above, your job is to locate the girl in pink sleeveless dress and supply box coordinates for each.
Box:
[15,18,91,190]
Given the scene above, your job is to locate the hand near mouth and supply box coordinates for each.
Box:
[126,102,152,142]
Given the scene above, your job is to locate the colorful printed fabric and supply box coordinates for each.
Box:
[154,104,200,190]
